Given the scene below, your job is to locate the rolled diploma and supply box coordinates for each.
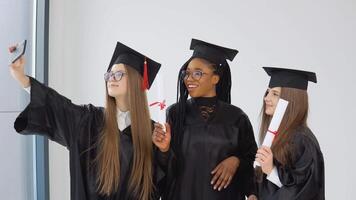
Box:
[254,98,289,167]
[155,74,166,132]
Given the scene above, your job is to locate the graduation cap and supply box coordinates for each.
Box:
[190,38,238,66]
[179,38,239,103]
[108,42,161,90]
[263,67,317,90]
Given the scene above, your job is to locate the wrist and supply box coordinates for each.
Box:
[14,74,30,88]
[159,146,170,153]
[266,165,274,175]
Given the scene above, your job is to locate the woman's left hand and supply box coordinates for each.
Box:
[255,146,274,175]
[210,156,240,191]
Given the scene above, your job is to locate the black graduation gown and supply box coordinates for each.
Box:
[162,98,257,200]
[13,77,165,200]
[257,126,325,200]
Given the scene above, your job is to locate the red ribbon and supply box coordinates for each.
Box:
[268,129,278,136]
[149,100,166,110]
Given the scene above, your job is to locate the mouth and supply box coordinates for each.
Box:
[108,84,119,88]
[186,84,198,91]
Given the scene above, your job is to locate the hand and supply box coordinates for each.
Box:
[210,156,240,191]
[8,46,29,88]
[247,194,258,200]
[255,146,274,175]
[152,123,171,152]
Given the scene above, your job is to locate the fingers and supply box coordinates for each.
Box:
[153,123,165,139]
[152,130,166,142]
[260,146,271,154]
[210,164,221,185]
[152,123,171,152]
[255,157,264,165]
[211,167,222,189]
[211,163,221,175]
[211,165,231,191]
[257,147,269,157]
[262,146,272,154]
[224,175,232,189]
[256,146,272,161]
[165,123,171,137]
[214,170,227,191]
[256,151,267,163]
[154,123,165,132]
[9,46,16,53]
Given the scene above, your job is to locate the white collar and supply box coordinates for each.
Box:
[117,109,131,131]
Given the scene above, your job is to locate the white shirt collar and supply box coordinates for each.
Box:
[117,109,131,131]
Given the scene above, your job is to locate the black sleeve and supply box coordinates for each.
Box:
[275,134,313,186]
[267,133,324,200]
[14,77,98,148]
[234,114,258,197]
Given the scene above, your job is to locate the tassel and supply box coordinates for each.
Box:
[142,57,149,90]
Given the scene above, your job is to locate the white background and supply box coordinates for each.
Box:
[48,0,356,199]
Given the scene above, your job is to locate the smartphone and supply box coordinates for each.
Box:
[10,40,27,63]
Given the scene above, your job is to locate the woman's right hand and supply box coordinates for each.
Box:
[152,123,171,152]
[9,46,30,88]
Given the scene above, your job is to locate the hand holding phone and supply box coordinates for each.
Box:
[8,40,30,88]
[9,40,27,63]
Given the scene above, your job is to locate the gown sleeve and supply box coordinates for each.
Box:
[268,132,324,200]
[14,77,99,148]
[234,114,258,197]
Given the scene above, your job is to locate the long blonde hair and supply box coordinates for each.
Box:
[96,64,154,199]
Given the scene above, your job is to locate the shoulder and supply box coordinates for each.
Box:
[78,104,104,126]
[167,103,178,115]
[291,127,320,147]
[219,101,245,115]
[218,101,251,123]
[289,126,323,159]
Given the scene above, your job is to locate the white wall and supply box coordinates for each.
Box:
[48,0,356,199]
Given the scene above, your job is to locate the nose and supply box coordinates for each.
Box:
[264,93,271,103]
[108,75,116,82]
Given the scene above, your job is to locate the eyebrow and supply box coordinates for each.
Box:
[110,69,125,73]
[270,89,280,94]
[186,67,204,71]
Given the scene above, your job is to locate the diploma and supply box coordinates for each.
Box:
[254,98,289,167]
[149,74,167,131]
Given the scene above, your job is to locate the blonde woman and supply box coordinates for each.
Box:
[10,42,164,200]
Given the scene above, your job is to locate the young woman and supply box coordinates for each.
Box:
[152,39,258,200]
[255,67,325,200]
[10,42,165,200]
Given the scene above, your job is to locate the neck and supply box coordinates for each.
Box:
[115,96,129,112]
[202,89,216,98]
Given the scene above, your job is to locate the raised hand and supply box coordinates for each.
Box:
[8,45,29,88]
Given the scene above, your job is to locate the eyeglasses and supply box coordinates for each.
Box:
[181,70,211,81]
[104,71,126,82]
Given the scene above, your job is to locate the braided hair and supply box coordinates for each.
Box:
[171,57,232,175]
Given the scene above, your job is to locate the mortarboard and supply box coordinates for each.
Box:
[263,67,317,90]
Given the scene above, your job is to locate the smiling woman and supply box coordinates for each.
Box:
[152,38,258,200]
[9,41,165,200]
[264,87,282,116]
[182,58,220,98]
[255,67,324,200]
